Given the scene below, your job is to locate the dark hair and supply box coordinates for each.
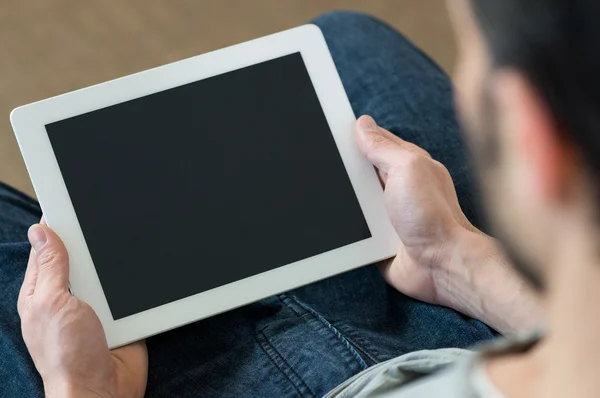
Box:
[470,0,600,188]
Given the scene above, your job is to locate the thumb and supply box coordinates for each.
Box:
[28,224,70,294]
[355,115,402,175]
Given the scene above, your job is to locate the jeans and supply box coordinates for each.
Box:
[0,11,495,398]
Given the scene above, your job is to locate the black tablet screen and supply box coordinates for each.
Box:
[46,52,371,320]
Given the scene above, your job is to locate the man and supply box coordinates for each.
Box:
[0,0,590,395]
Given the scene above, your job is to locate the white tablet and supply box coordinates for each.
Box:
[10,25,398,348]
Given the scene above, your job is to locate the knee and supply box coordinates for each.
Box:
[313,10,391,41]
[310,11,412,62]
[311,10,386,34]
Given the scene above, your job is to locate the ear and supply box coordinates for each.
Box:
[491,70,574,204]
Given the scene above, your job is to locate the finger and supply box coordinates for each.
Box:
[28,224,70,294]
[376,169,388,186]
[18,216,46,314]
[18,249,38,316]
[379,128,431,158]
[20,249,38,297]
[111,341,149,396]
[356,115,431,159]
[112,340,148,373]
[377,257,395,280]
[355,115,410,174]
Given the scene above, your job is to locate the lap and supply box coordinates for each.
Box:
[0,11,493,398]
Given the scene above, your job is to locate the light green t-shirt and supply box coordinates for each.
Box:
[326,334,539,397]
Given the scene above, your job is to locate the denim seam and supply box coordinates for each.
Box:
[286,296,369,371]
[256,330,316,398]
[333,323,385,364]
[276,294,305,317]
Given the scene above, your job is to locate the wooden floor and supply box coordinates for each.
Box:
[0,0,454,197]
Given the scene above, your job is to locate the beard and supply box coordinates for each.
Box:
[462,88,546,292]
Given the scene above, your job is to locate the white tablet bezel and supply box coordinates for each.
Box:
[10,24,399,349]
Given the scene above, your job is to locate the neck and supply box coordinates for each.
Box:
[541,227,600,397]
[489,224,600,398]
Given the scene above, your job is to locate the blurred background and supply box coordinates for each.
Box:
[1,0,453,197]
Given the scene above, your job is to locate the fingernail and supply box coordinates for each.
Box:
[29,226,47,252]
[358,115,379,133]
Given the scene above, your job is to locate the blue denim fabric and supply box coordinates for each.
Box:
[0,11,496,398]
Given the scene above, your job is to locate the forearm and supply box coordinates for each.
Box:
[436,229,545,334]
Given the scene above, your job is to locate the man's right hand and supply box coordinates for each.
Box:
[355,115,544,334]
[18,222,148,398]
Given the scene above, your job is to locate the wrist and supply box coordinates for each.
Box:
[431,226,488,315]
[44,380,113,398]
[434,226,544,334]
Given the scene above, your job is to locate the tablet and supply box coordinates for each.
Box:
[10,25,398,348]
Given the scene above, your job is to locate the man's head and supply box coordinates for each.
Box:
[449,0,600,291]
